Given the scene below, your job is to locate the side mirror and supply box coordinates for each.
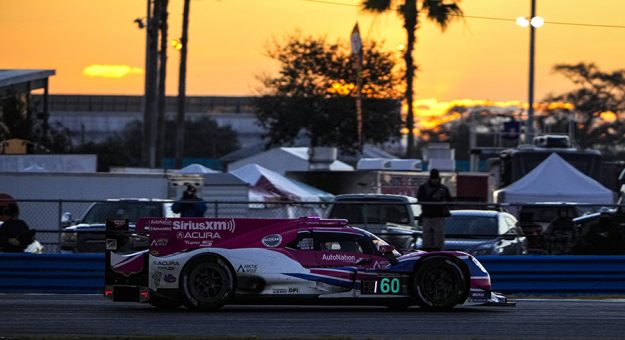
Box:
[355,258,371,265]
[61,212,73,228]
[378,244,395,254]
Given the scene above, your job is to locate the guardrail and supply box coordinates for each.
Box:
[1,254,625,296]
[0,253,103,294]
[479,255,625,295]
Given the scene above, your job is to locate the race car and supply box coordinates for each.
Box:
[104,216,513,311]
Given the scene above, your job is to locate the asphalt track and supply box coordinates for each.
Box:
[1,294,625,339]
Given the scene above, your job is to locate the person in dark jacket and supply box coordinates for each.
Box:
[171,184,207,217]
[0,203,34,252]
[417,169,452,251]
[545,208,577,254]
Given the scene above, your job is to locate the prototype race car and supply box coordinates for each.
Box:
[104,217,513,311]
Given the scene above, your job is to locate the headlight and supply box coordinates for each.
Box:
[61,231,77,243]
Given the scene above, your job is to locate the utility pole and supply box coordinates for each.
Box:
[175,0,190,168]
[141,0,161,168]
[156,0,169,167]
[140,0,153,167]
[526,0,536,144]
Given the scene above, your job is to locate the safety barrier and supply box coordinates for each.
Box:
[479,255,625,295]
[1,254,625,295]
[0,253,103,294]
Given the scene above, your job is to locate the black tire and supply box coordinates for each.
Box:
[413,256,469,311]
[180,256,235,311]
[148,292,182,310]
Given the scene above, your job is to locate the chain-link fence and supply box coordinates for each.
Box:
[2,199,623,255]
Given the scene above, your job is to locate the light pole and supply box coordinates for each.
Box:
[516,0,543,144]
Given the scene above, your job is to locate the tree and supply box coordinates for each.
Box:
[362,0,463,158]
[75,117,239,171]
[546,62,625,159]
[255,34,402,153]
[1,92,73,153]
[164,117,240,159]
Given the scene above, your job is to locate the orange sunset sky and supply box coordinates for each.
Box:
[2,0,625,104]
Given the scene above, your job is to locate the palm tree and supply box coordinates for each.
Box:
[363,0,463,158]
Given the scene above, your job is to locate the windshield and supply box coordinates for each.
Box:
[329,202,411,225]
[445,215,498,236]
[81,202,164,224]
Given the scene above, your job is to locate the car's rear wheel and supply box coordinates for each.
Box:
[180,256,235,311]
[413,256,469,311]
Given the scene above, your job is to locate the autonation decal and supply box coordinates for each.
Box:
[321,254,356,262]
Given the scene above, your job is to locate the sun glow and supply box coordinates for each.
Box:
[400,98,574,135]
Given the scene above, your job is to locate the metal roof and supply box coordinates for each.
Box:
[0,69,55,96]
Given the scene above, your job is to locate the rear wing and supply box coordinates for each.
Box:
[104,219,149,302]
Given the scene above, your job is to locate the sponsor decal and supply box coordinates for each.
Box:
[297,238,314,250]
[237,264,258,274]
[272,288,287,294]
[372,260,389,269]
[321,253,356,262]
[105,239,117,251]
[262,234,282,248]
[288,288,299,293]
[200,240,214,247]
[152,271,162,287]
[176,231,222,240]
[149,226,172,232]
[108,219,129,229]
[164,274,177,283]
[172,219,236,233]
[154,260,180,271]
[150,238,169,247]
[150,219,172,226]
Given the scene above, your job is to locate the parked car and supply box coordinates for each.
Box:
[515,203,583,254]
[60,199,178,252]
[516,203,583,232]
[572,207,625,255]
[325,194,421,251]
[432,210,528,255]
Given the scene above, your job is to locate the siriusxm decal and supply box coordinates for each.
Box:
[172,219,236,233]
[262,234,282,247]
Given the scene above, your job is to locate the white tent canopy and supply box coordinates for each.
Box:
[230,164,334,202]
[494,153,614,204]
[175,163,220,174]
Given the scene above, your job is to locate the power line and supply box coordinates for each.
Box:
[299,0,625,29]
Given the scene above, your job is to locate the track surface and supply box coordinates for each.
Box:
[1,294,625,339]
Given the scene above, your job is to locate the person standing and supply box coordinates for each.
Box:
[171,184,208,217]
[417,169,452,251]
[0,203,34,252]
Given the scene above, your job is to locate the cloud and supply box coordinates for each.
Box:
[83,65,143,78]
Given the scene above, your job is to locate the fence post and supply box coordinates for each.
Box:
[57,199,63,246]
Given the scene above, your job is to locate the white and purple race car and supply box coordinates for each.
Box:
[104,217,513,311]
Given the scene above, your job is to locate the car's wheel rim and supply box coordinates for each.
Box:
[420,265,457,304]
[188,263,229,304]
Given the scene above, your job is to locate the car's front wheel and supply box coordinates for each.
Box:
[180,256,235,311]
[413,256,469,311]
